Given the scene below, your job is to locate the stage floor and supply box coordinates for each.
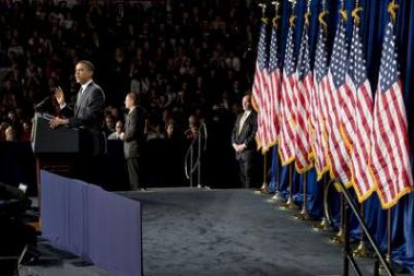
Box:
[19,188,389,276]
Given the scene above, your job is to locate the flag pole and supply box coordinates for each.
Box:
[379,207,393,272]
[258,151,268,193]
[272,156,283,202]
[330,185,345,244]
[353,202,369,257]
[256,2,267,195]
[313,174,331,231]
[269,0,283,203]
[294,173,311,220]
[351,0,369,258]
[386,208,392,263]
[280,163,297,209]
[281,0,297,211]
[271,149,283,202]
[294,0,311,220]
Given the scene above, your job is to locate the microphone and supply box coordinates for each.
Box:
[34,95,50,111]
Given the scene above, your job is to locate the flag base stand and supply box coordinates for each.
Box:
[379,254,392,272]
[329,229,345,244]
[271,192,284,203]
[313,217,331,231]
[280,198,298,210]
[294,207,312,221]
[353,241,370,258]
[254,183,269,195]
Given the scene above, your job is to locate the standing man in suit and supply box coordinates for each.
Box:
[121,92,146,191]
[49,60,106,184]
[231,95,258,188]
[49,60,106,155]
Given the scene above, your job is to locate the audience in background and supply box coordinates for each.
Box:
[0,0,261,187]
[108,120,125,140]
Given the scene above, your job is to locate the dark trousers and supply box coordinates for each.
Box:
[127,158,143,190]
[237,150,255,189]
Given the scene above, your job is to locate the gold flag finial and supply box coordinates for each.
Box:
[352,6,363,25]
[388,0,398,23]
[288,0,296,27]
[271,1,281,29]
[319,10,328,34]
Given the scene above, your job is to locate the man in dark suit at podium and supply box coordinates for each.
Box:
[49,60,106,184]
[49,60,105,155]
[231,95,258,189]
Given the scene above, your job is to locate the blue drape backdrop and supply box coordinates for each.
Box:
[267,0,414,273]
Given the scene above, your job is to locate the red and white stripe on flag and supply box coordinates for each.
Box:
[325,18,352,186]
[293,24,313,173]
[278,22,297,165]
[309,22,329,180]
[251,19,270,151]
[263,22,282,150]
[347,22,376,202]
[370,22,413,209]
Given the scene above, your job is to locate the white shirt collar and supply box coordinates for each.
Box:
[128,106,137,115]
[81,79,93,92]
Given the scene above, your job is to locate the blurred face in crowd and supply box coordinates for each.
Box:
[5,126,16,142]
[242,96,251,112]
[105,116,115,130]
[166,123,174,137]
[7,111,16,121]
[23,122,31,132]
[115,121,124,133]
[74,62,93,85]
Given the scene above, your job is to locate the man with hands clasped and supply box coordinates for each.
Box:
[231,95,258,189]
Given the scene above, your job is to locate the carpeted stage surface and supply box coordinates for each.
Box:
[20,188,379,276]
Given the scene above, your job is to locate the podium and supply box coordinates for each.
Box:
[31,113,83,193]
[32,113,81,154]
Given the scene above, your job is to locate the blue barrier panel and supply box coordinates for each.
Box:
[41,170,142,276]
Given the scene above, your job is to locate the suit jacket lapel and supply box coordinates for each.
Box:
[75,82,92,116]
[238,112,250,138]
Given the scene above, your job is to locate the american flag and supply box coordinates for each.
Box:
[264,21,282,148]
[278,20,297,165]
[310,20,329,180]
[370,21,413,208]
[325,17,352,185]
[294,23,313,173]
[348,21,375,202]
[252,19,269,151]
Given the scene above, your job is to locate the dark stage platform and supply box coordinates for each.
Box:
[18,188,388,276]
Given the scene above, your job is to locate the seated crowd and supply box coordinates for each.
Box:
[0,0,262,187]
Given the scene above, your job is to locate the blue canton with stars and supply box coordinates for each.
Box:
[258,22,269,71]
[379,22,400,92]
[348,23,367,87]
[284,24,296,76]
[314,25,328,83]
[297,25,310,81]
[330,20,349,88]
[268,25,279,73]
